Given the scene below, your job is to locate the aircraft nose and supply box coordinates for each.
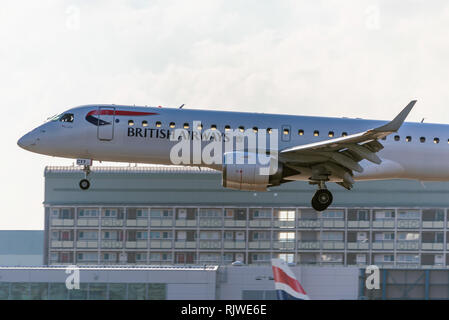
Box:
[17,132,38,150]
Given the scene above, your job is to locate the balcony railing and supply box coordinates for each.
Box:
[372,241,395,250]
[51,219,74,227]
[199,218,223,228]
[422,221,445,229]
[421,242,444,250]
[347,242,369,250]
[101,218,123,227]
[126,219,148,227]
[347,221,370,228]
[396,241,420,250]
[248,219,271,228]
[248,241,271,249]
[397,219,420,229]
[150,219,173,227]
[101,240,123,249]
[224,220,247,227]
[199,240,221,249]
[150,240,172,249]
[223,241,246,249]
[372,220,395,228]
[76,240,98,248]
[77,219,99,227]
[174,241,197,249]
[175,220,197,227]
[50,240,74,248]
[125,240,148,249]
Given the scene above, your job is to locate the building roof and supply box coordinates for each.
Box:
[45,166,219,175]
[0,265,218,271]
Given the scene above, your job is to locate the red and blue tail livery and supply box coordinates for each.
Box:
[271,258,310,300]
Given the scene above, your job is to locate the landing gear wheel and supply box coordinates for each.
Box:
[79,179,90,190]
[311,189,333,212]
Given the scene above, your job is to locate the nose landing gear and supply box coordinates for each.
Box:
[77,159,92,190]
[310,181,333,212]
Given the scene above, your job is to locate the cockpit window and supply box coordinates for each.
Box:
[59,113,74,123]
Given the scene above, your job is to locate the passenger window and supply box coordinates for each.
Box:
[169,122,175,128]
[314,130,319,137]
[197,123,203,130]
[155,121,161,128]
[328,131,334,138]
[128,120,134,126]
[253,127,258,133]
[434,138,440,144]
[406,136,411,142]
[239,126,245,132]
[60,113,74,123]
[267,128,272,134]
[211,125,217,130]
[342,132,348,137]
[394,135,400,141]
[298,129,304,136]
[283,128,289,135]
[224,125,231,132]
[142,120,148,127]
[183,123,189,129]
[420,137,426,143]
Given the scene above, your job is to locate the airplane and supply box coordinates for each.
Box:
[18,99,449,212]
[271,258,309,300]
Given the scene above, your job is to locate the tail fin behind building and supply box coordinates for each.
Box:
[271,259,310,300]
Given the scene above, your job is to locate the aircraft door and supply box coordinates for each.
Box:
[97,107,115,141]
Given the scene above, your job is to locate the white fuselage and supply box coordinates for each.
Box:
[18,104,449,183]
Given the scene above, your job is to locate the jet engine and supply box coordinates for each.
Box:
[221,152,283,191]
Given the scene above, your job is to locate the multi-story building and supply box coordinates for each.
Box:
[44,166,449,268]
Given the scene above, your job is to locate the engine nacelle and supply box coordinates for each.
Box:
[222,152,282,192]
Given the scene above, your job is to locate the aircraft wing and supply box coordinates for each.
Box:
[279,100,416,189]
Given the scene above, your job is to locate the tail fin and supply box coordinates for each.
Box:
[271,259,310,300]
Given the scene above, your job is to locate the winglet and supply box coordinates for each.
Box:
[373,100,417,133]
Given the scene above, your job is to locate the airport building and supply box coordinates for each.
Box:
[44,165,449,268]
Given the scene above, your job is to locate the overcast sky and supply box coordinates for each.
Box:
[2,0,449,229]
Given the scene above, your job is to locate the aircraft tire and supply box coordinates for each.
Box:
[79,179,90,190]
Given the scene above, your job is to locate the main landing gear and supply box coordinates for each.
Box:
[77,159,92,190]
[311,181,333,212]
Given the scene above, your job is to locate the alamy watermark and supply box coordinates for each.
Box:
[164,121,279,176]
[65,265,80,290]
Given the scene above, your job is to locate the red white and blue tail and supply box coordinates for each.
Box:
[271,259,310,300]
